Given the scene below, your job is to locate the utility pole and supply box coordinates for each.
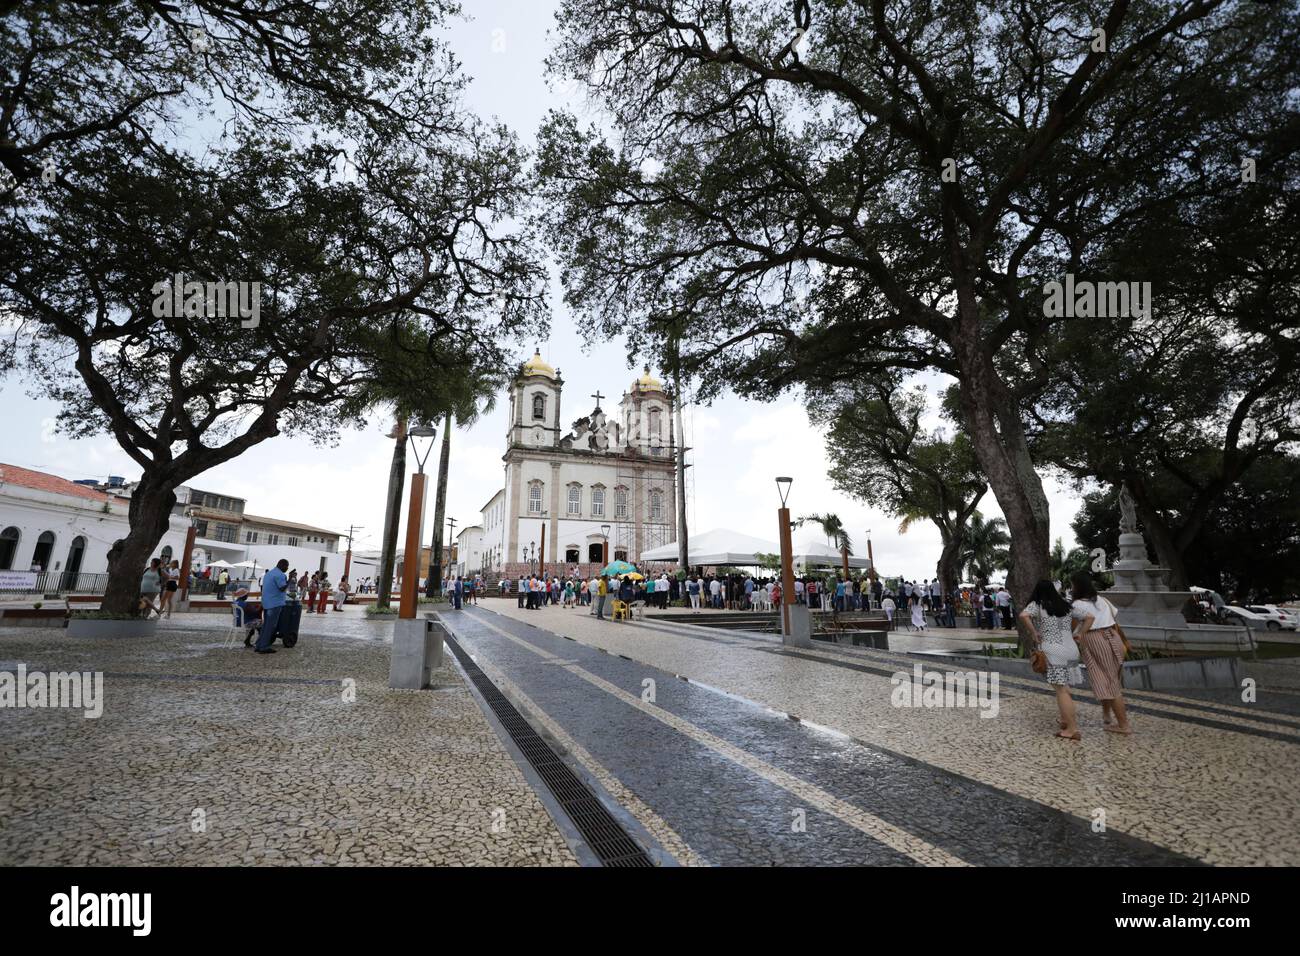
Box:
[343,524,362,581]
[674,367,689,574]
[445,516,458,581]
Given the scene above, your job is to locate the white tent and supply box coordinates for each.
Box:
[640,528,781,566]
[792,538,873,569]
[206,559,233,568]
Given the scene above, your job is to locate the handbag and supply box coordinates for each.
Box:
[1030,648,1048,674]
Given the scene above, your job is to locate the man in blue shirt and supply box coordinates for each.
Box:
[254,559,290,654]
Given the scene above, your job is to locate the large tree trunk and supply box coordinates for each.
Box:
[936,531,962,599]
[426,412,453,597]
[101,478,178,615]
[376,418,407,609]
[951,303,1051,608]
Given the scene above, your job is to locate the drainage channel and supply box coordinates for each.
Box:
[444,634,654,867]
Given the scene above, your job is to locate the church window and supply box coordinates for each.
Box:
[567,484,581,516]
[614,486,628,519]
[649,408,662,439]
[591,486,605,517]
[528,482,543,515]
[532,393,546,420]
[650,489,664,521]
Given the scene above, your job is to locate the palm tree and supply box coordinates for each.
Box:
[796,512,853,580]
[347,319,507,608]
[426,375,497,596]
[960,512,1010,583]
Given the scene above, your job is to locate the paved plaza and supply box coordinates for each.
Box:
[0,609,574,866]
[2,601,1297,866]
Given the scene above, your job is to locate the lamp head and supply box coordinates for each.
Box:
[775,476,793,507]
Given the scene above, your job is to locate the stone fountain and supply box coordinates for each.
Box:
[1104,485,1254,654]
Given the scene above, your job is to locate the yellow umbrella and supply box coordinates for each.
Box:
[624,572,645,580]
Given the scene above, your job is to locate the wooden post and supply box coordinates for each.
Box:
[398,472,426,619]
[540,521,546,581]
[178,522,197,601]
[778,507,795,634]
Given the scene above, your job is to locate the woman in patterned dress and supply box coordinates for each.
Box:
[1018,580,1082,740]
[1070,572,1134,735]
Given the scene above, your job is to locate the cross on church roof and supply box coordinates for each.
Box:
[591,390,605,409]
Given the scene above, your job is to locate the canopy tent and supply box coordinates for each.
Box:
[792,538,873,570]
[205,559,233,568]
[639,528,781,566]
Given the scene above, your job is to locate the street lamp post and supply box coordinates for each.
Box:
[775,477,809,646]
[600,523,611,568]
[389,424,444,691]
[399,425,437,620]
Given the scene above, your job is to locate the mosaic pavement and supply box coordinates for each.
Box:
[0,610,575,866]
[3,601,1295,867]
[458,599,1300,866]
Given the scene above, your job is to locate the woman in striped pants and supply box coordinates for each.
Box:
[1069,572,1134,734]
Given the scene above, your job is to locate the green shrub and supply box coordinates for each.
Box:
[365,605,398,617]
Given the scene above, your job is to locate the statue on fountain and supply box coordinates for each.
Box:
[1118,483,1139,535]
[1103,482,1251,653]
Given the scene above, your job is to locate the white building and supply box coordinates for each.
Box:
[0,462,351,589]
[473,351,679,578]
[454,524,485,579]
[0,463,190,584]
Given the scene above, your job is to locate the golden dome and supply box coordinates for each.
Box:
[633,365,662,391]
[521,348,556,379]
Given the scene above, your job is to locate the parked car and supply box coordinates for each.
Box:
[1246,605,1299,631]
[1220,606,1274,631]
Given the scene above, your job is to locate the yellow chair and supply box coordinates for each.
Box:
[612,599,629,621]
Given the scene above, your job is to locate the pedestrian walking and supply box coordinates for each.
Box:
[139,558,163,618]
[1020,580,1082,740]
[1070,572,1134,734]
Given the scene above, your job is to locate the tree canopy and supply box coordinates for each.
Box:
[536,0,1300,601]
[0,1,547,611]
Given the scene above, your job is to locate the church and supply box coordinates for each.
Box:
[463,350,679,579]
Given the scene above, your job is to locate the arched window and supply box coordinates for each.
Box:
[565,547,580,563]
[532,393,546,420]
[528,482,543,515]
[649,408,662,439]
[32,531,56,572]
[0,526,19,570]
[591,486,605,517]
[587,542,603,562]
[614,486,628,519]
[567,484,581,516]
[650,489,664,521]
[614,549,628,562]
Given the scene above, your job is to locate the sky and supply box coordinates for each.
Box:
[0,0,1086,581]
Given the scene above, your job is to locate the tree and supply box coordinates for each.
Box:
[343,322,510,608]
[427,373,500,597]
[1030,201,1300,588]
[1,2,547,613]
[960,514,1010,584]
[537,0,1300,604]
[810,378,985,595]
[1073,454,1300,602]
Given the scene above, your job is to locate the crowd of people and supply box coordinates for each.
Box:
[136,554,1135,728]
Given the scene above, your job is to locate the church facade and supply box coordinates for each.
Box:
[474,350,679,578]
